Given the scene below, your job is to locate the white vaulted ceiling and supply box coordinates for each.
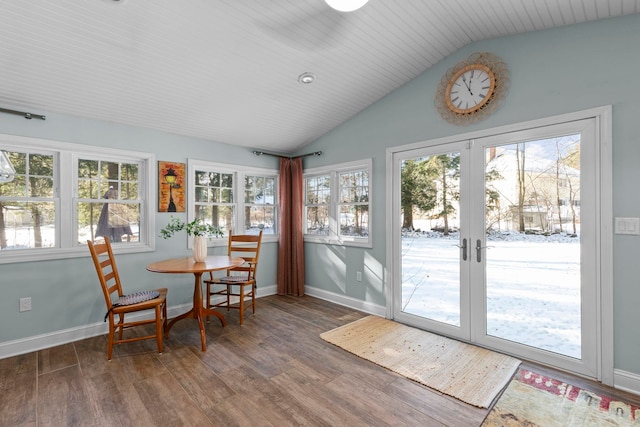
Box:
[0,0,638,153]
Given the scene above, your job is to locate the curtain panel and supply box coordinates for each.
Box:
[277,157,305,296]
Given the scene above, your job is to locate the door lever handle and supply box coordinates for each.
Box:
[475,239,494,262]
[453,239,467,261]
[454,238,468,261]
[454,238,467,261]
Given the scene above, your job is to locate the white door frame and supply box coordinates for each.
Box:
[385,106,613,384]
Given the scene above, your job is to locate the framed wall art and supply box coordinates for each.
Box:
[158,161,185,212]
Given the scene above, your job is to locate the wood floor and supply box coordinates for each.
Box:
[2,295,639,427]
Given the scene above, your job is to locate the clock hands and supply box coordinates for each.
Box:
[462,74,474,96]
[454,69,491,109]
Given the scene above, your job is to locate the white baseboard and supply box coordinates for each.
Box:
[0,303,192,360]
[257,284,277,297]
[0,284,283,360]
[613,369,640,396]
[304,285,386,317]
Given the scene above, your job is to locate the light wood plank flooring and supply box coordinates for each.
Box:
[2,295,639,426]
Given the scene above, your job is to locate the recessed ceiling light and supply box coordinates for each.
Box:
[298,72,316,84]
[325,0,369,12]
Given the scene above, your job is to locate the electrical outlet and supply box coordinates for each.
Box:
[356,271,362,282]
[19,297,31,312]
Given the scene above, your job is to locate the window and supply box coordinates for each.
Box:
[305,175,330,236]
[304,159,372,247]
[0,134,154,264]
[0,149,56,249]
[188,159,278,242]
[244,175,276,235]
[194,170,234,231]
[76,158,142,244]
[338,169,369,238]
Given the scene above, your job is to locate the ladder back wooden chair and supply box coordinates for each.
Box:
[88,237,168,360]
[205,229,263,325]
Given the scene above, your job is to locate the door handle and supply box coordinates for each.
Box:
[454,238,468,261]
[475,239,494,262]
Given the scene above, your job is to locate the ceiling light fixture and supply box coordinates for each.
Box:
[298,72,316,84]
[325,0,369,12]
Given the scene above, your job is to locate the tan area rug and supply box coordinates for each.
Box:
[482,369,640,426]
[320,315,521,408]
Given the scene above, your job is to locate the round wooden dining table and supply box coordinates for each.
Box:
[146,255,244,351]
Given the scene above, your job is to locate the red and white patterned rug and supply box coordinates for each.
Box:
[483,369,640,426]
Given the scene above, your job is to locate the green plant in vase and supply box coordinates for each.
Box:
[160,216,224,239]
[160,216,224,262]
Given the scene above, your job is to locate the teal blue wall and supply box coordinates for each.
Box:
[301,14,640,374]
[0,111,280,343]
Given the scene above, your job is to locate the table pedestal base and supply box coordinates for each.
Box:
[165,272,226,351]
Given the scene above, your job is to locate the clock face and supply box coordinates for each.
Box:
[445,64,496,115]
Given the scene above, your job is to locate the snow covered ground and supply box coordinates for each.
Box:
[401,230,581,359]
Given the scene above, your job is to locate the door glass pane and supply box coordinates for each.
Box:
[484,136,581,358]
[401,152,461,327]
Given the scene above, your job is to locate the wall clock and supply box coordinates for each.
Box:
[435,52,509,125]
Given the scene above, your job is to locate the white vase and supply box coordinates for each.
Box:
[192,235,207,262]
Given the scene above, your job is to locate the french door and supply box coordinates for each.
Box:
[390,117,602,378]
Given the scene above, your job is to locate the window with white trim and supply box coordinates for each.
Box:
[188,159,278,240]
[0,149,56,249]
[193,169,235,232]
[76,157,142,244]
[0,135,154,264]
[244,174,276,234]
[304,159,372,247]
[304,175,330,236]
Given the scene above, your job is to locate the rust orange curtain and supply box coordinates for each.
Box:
[277,157,305,296]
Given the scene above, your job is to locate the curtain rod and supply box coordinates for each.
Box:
[252,150,322,159]
[0,107,46,120]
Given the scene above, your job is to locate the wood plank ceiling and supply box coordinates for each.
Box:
[0,0,638,153]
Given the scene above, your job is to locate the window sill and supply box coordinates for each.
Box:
[304,235,372,249]
[0,243,155,264]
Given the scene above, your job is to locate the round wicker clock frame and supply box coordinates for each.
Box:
[435,52,509,125]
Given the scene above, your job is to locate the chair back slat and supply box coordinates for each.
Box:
[88,237,124,310]
[205,230,262,325]
[225,230,263,279]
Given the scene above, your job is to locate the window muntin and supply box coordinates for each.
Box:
[0,135,154,264]
[188,159,278,240]
[303,159,372,247]
[0,150,56,249]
